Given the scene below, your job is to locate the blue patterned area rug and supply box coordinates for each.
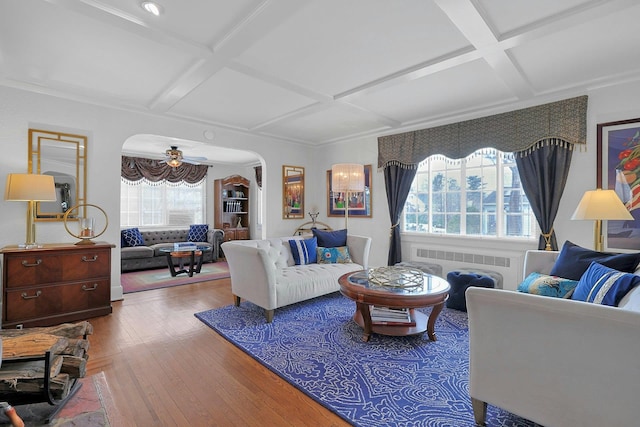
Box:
[195,292,537,427]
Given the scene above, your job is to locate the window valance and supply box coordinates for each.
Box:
[377,95,588,169]
[121,156,208,185]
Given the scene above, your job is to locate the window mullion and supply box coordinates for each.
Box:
[428,164,433,233]
[460,161,466,234]
[496,154,504,238]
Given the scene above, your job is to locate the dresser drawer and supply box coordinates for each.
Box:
[4,279,111,323]
[4,249,110,288]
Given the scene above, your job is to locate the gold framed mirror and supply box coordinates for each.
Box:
[283,165,304,219]
[29,129,87,221]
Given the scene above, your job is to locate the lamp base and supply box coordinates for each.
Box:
[594,219,604,252]
[75,239,96,246]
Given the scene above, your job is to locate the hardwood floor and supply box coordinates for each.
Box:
[87,277,350,426]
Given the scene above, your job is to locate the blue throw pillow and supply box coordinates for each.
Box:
[121,228,145,247]
[572,262,640,306]
[289,237,317,265]
[188,224,209,242]
[317,246,352,264]
[549,240,640,281]
[517,272,578,298]
[312,228,347,247]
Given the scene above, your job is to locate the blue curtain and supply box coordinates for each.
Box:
[515,140,573,250]
[384,165,417,265]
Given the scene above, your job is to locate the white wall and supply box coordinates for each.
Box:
[0,86,310,301]
[308,137,389,268]
[313,79,640,285]
[2,78,640,301]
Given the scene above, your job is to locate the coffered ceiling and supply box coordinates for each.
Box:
[2,0,640,162]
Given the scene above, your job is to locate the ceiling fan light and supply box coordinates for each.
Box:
[141,1,162,16]
[165,146,183,167]
[166,158,182,167]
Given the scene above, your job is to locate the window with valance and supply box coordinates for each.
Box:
[378,96,588,264]
[121,156,209,227]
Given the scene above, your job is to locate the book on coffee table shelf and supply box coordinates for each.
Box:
[173,242,198,251]
[370,306,416,326]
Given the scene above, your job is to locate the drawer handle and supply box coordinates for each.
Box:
[82,283,98,291]
[21,290,42,300]
[82,255,98,262]
[21,259,42,267]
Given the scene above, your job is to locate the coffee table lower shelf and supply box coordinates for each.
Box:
[353,308,427,337]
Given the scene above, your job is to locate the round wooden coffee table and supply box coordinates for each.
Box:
[339,269,450,342]
[159,246,211,277]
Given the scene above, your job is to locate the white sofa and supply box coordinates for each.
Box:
[467,249,640,427]
[221,234,371,322]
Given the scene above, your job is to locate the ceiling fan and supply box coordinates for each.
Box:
[164,146,208,167]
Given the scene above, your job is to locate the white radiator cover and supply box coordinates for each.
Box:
[409,244,526,291]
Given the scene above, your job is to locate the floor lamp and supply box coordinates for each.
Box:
[331,163,364,229]
[571,188,633,252]
[5,173,57,248]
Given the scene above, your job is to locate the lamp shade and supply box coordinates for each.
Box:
[571,189,633,220]
[5,173,57,201]
[331,163,365,192]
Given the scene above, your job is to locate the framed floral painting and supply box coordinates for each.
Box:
[597,117,640,251]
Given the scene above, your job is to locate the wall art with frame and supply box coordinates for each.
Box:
[326,164,372,218]
[283,165,304,219]
[597,117,640,251]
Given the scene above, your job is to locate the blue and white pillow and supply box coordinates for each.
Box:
[188,224,209,242]
[289,237,318,265]
[517,272,578,298]
[572,262,640,306]
[317,246,352,264]
[121,228,145,247]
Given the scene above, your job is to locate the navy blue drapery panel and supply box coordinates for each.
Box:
[384,165,417,265]
[515,140,573,250]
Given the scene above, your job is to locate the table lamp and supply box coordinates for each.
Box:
[571,188,633,252]
[331,163,364,229]
[5,173,57,248]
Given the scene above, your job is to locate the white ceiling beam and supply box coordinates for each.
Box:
[149,0,307,112]
[42,0,212,57]
[335,46,480,102]
[434,0,533,99]
[227,61,333,103]
[496,0,639,46]
[249,102,331,131]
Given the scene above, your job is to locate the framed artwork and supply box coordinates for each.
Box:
[326,164,372,218]
[597,117,640,251]
[283,165,304,219]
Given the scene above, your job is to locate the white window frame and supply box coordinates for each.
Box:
[120,179,206,228]
[402,149,537,239]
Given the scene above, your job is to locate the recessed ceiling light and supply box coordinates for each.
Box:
[141,1,162,16]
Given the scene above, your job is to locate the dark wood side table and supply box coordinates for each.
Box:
[339,269,450,342]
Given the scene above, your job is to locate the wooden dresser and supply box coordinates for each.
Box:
[1,242,114,329]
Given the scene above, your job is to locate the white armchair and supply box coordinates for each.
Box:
[467,249,640,426]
